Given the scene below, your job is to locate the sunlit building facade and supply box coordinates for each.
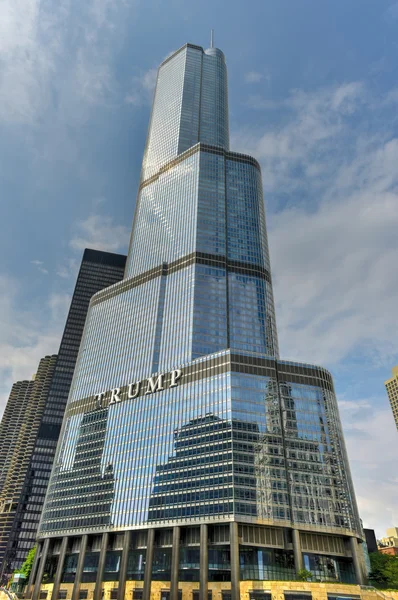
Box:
[385,366,398,431]
[30,42,366,600]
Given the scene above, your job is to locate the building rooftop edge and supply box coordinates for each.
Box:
[159,42,225,68]
[82,248,127,267]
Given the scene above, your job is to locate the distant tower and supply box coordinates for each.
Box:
[0,356,57,579]
[385,366,398,431]
[30,42,365,600]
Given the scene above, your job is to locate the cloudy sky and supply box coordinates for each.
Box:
[1,0,397,536]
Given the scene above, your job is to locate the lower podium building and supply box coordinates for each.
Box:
[29,41,368,600]
[28,354,367,600]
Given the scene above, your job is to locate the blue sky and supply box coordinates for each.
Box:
[1,0,397,536]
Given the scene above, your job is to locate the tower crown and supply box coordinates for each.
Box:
[141,43,229,183]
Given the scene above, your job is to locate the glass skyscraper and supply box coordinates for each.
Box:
[29,42,366,600]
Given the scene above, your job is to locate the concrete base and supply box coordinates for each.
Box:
[37,580,398,600]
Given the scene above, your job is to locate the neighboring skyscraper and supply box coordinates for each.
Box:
[0,378,36,578]
[384,366,398,431]
[0,355,58,581]
[0,249,126,579]
[30,43,366,600]
[364,529,378,554]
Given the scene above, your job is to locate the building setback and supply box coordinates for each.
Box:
[29,42,366,600]
[384,366,398,431]
[0,249,126,579]
[0,356,57,580]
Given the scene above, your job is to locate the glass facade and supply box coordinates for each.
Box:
[40,353,360,535]
[33,41,365,598]
[140,45,229,182]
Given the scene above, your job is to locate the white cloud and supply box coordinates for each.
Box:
[125,68,157,106]
[384,1,398,22]
[56,258,79,279]
[0,276,67,418]
[31,259,49,275]
[269,181,398,367]
[0,0,53,124]
[70,214,130,253]
[235,82,366,194]
[48,292,72,322]
[383,87,398,105]
[339,397,398,537]
[245,71,263,83]
[0,0,135,125]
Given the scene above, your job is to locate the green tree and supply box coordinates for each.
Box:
[369,552,389,587]
[369,552,398,589]
[15,546,37,580]
[297,568,313,581]
[384,555,398,589]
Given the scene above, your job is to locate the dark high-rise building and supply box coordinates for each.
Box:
[0,250,126,579]
[29,42,366,600]
[364,530,378,554]
[0,356,58,581]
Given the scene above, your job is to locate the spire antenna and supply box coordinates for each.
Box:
[210,29,214,48]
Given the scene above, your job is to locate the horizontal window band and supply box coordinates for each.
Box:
[139,142,261,190]
[90,252,271,307]
[65,352,334,419]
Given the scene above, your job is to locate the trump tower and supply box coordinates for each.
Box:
[29,41,367,600]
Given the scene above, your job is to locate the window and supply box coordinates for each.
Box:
[249,593,271,600]
[110,589,118,600]
[328,596,360,600]
[160,591,182,600]
[58,591,67,600]
[79,591,88,600]
[39,593,48,600]
[222,593,232,600]
[133,591,143,600]
[192,592,212,600]
[284,594,312,600]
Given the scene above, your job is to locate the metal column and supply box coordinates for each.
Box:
[170,527,180,600]
[71,535,88,600]
[142,529,155,600]
[199,524,208,600]
[117,530,132,600]
[229,522,240,600]
[350,536,365,585]
[94,532,109,600]
[292,529,304,572]
[51,537,69,600]
[26,540,43,599]
[32,538,50,600]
